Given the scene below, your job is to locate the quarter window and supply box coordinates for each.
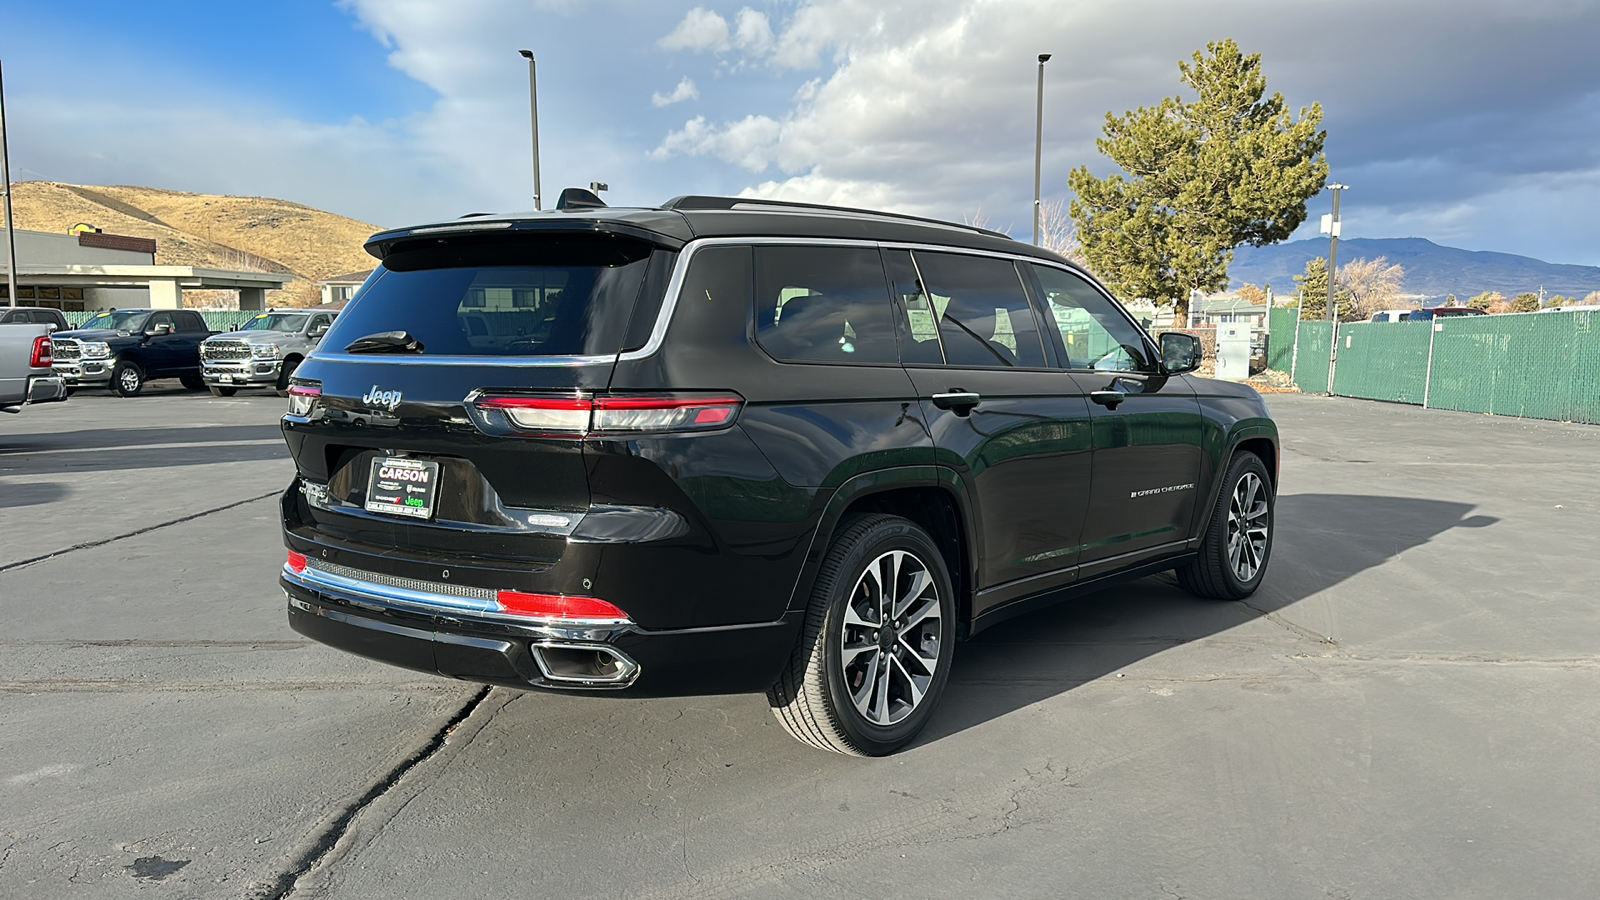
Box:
[753,246,899,364]
[1030,265,1153,372]
[910,251,1046,368]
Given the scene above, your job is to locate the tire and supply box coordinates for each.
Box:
[180,373,206,391]
[767,514,955,756]
[276,357,301,396]
[111,361,145,397]
[208,386,238,397]
[1176,451,1274,600]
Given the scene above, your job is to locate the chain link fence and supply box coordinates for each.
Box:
[1270,308,1600,426]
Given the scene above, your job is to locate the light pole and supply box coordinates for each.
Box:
[518,50,542,211]
[1033,53,1051,246]
[1322,183,1348,320]
[0,60,19,308]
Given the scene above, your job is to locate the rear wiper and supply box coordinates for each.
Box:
[343,331,424,354]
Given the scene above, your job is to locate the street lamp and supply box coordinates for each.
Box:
[1322,183,1348,320]
[0,60,19,308]
[1032,53,1051,246]
[518,49,542,211]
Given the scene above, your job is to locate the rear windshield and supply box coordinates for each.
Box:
[319,237,655,357]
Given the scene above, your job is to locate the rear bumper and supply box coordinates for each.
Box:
[282,570,803,697]
[26,374,68,404]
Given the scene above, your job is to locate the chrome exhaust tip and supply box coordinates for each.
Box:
[530,641,640,688]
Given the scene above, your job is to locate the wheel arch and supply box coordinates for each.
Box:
[791,467,979,640]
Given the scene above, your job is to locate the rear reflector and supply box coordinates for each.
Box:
[495,590,630,622]
[287,551,308,574]
[475,393,743,437]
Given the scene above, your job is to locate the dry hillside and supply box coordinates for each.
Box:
[10,182,380,308]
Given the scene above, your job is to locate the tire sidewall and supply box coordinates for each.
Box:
[1216,454,1274,594]
[112,362,144,397]
[819,519,955,755]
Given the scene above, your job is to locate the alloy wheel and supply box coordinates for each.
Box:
[1226,472,1270,582]
[838,549,943,726]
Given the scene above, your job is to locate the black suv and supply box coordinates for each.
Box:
[279,192,1278,756]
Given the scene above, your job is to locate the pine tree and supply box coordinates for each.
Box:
[1069,39,1327,326]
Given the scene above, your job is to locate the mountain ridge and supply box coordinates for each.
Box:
[1230,237,1600,302]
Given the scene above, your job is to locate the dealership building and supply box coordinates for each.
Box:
[1,228,288,311]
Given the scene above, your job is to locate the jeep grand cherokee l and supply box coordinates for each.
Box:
[279,191,1278,756]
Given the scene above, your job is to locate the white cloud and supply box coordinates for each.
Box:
[651,114,783,172]
[651,77,701,108]
[658,7,731,53]
[732,9,774,55]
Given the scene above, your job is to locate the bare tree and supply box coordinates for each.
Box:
[1337,257,1407,320]
[1037,197,1087,269]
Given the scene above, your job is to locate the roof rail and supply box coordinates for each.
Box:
[661,195,1012,240]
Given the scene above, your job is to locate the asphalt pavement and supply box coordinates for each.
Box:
[2,386,1596,899]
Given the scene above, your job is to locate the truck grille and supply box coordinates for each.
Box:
[52,339,81,361]
[203,340,252,361]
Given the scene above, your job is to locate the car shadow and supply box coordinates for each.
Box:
[916,493,1498,746]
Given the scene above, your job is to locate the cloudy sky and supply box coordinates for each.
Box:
[3,0,1598,264]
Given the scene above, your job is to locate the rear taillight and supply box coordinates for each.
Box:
[286,383,321,417]
[475,392,743,437]
[496,590,630,623]
[286,551,307,574]
[30,335,52,368]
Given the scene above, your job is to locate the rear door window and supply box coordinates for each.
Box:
[753,245,899,364]
[909,251,1047,368]
[319,237,655,357]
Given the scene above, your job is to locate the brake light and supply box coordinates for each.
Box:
[476,393,743,437]
[286,384,321,417]
[30,336,52,368]
[287,551,307,574]
[495,590,630,623]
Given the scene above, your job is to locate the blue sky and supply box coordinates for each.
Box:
[3,0,1599,266]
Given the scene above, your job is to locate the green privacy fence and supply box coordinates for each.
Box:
[1277,309,1600,426]
[64,310,265,331]
[1267,307,1297,372]
[1329,321,1433,405]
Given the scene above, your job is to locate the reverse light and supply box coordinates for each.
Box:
[29,335,52,368]
[475,392,743,437]
[287,551,307,574]
[495,590,631,623]
[286,383,321,417]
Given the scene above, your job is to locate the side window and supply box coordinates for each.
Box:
[882,250,945,365]
[309,314,332,332]
[149,311,175,331]
[753,246,898,364]
[911,251,1046,368]
[179,311,203,331]
[1030,265,1153,372]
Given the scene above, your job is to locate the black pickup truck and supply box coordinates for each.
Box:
[51,309,217,397]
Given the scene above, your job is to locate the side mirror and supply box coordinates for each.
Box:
[150,322,175,336]
[310,325,329,338]
[1158,332,1201,375]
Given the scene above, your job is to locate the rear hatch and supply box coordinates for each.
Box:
[282,229,678,569]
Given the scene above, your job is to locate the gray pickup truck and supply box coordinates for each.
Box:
[0,322,69,413]
[199,308,337,396]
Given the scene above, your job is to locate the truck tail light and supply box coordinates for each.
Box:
[30,335,52,368]
[475,393,743,437]
[286,551,308,574]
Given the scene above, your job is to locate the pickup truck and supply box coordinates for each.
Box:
[0,322,69,412]
[200,308,336,396]
[51,308,216,397]
[0,306,70,331]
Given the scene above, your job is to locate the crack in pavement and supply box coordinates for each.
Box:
[244,685,493,900]
[0,490,283,574]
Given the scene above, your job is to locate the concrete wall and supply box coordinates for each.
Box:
[4,230,155,267]
[85,287,151,309]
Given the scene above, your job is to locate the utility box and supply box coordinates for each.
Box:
[1215,324,1251,381]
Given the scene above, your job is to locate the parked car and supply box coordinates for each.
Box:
[51,308,216,396]
[1406,307,1487,321]
[1368,308,1416,323]
[0,306,70,331]
[200,308,337,396]
[278,191,1280,756]
[0,322,68,412]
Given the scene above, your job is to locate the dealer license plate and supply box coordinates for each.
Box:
[364,457,440,520]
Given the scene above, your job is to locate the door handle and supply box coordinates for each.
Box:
[1089,390,1126,410]
[931,391,981,415]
